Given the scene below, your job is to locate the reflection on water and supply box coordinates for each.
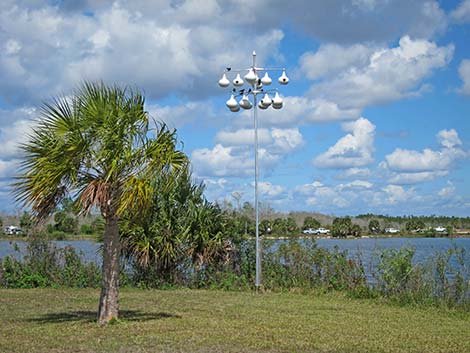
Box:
[0,240,101,264]
[1,237,469,269]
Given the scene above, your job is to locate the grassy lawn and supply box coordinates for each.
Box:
[0,288,469,353]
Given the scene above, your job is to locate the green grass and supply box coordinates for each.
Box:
[0,288,469,353]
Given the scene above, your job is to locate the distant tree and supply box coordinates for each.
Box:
[303,216,321,230]
[242,202,254,217]
[19,211,33,233]
[60,197,75,213]
[80,223,94,235]
[53,210,78,234]
[259,220,272,235]
[350,224,362,237]
[405,219,426,232]
[368,219,380,234]
[285,217,298,234]
[272,218,286,235]
[331,217,352,238]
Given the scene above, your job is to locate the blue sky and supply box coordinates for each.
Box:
[0,0,469,216]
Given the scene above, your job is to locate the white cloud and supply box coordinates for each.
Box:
[382,185,414,204]
[438,181,456,198]
[262,97,361,126]
[437,129,462,148]
[300,43,374,80]
[255,181,284,197]
[0,159,20,179]
[457,59,470,95]
[338,167,371,179]
[5,39,22,55]
[384,129,467,173]
[352,0,382,11]
[216,129,272,147]
[308,36,453,110]
[196,127,304,178]
[0,107,37,187]
[271,128,304,153]
[385,148,454,172]
[337,180,373,190]
[0,1,285,104]
[295,181,355,209]
[450,0,470,23]
[0,119,35,160]
[295,181,324,195]
[313,117,375,169]
[279,1,447,43]
[387,171,448,185]
[191,144,252,178]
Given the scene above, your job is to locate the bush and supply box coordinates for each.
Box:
[80,224,94,235]
[0,239,100,288]
[1,237,468,311]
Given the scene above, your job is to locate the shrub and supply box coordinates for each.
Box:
[80,224,94,235]
[0,239,100,288]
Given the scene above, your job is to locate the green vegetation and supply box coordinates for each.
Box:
[302,215,321,230]
[2,238,469,312]
[13,81,186,324]
[0,288,469,353]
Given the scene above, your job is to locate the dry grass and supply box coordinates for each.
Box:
[0,288,469,353]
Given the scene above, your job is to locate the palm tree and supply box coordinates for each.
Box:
[121,167,228,280]
[14,82,186,324]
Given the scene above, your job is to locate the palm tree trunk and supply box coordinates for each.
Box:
[98,213,120,324]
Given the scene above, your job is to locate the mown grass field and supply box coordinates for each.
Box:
[0,288,469,353]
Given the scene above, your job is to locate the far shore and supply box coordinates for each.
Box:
[2,232,470,243]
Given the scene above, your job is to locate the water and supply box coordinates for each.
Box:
[0,240,101,264]
[1,237,469,267]
[315,237,470,264]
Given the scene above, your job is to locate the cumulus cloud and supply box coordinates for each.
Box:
[337,180,373,190]
[271,128,305,153]
[382,129,468,185]
[281,0,447,43]
[192,127,303,178]
[294,180,369,209]
[193,127,304,178]
[232,96,361,129]
[0,107,37,185]
[0,159,20,179]
[313,117,375,169]
[438,181,456,198]
[337,167,371,179]
[300,43,375,80]
[450,0,470,23]
[0,1,450,106]
[255,181,285,197]
[388,171,449,185]
[307,36,453,110]
[295,181,324,195]
[216,129,273,147]
[382,185,415,204]
[215,127,304,152]
[0,1,285,104]
[384,129,467,173]
[457,59,470,95]
[191,144,253,178]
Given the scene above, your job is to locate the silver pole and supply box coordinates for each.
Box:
[252,50,261,289]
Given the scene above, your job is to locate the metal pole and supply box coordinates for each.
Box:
[252,50,261,289]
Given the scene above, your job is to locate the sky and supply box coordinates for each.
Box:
[0,0,469,216]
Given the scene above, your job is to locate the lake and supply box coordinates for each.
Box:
[1,237,469,266]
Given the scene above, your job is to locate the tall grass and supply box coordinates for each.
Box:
[1,238,469,311]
